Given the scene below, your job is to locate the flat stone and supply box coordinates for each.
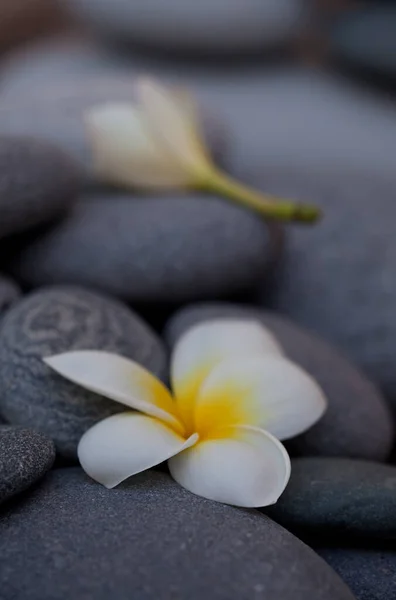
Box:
[266,458,396,539]
[244,164,396,413]
[0,136,83,240]
[6,194,281,303]
[315,547,396,600]
[1,42,395,176]
[331,7,396,79]
[0,467,355,599]
[0,73,226,173]
[0,274,20,315]
[61,0,306,55]
[164,303,393,461]
[0,426,55,505]
[0,286,167,459]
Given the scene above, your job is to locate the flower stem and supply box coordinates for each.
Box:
[201,168,321,223]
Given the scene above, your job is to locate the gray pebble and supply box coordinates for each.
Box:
[61,0,307,55]
[0,426,55,505]
[1,41,395,177]
[0,136,83,240]
[315,547,396,600]
[0,74,226,173]
[164,303,393,461]
[266,458,396,539]
[0,274,20,315]
[0,286,167,459]
[0,467,356,600]
[7,194,281,303]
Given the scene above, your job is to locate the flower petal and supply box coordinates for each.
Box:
[44,351,183,433]
[195,355,327,440]
[168,425,290,507]
[85,102,190,189]
[171,319,283,432]
[137,78,211,177]
[78,412,198,488]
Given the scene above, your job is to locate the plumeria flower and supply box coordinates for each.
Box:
[85,78,320,224]
[43,319,327,507]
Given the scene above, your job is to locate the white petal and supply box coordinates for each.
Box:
[137,78,210,176]
[78,412,198,488]
[195,355,327,440]
[85,102,190,189]
[44,351,183,432]
[171,319,283,432]
[169,425,290,507]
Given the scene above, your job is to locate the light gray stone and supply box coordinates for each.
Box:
[6,193,281,303]
[165,303,394,461]
[0,135,83,240]
[0,426,55,504]
[0,467,356,599]
[0,286,167,459]
[61,0,307,54]
[266,458,396,539]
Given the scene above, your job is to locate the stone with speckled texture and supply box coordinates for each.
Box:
[0,426,55,504]
[164,303,393,461]
[0,286,167,459]
[0,467,356,600]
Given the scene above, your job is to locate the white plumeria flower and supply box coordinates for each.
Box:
[85,78,320,224]
[43,319,327,508]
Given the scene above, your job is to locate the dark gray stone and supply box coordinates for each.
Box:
[247,164,396,413]
[315,547,396,600]
[266,458,396,539]
[0,467,356,599]
[7,194,281,303]
[0,136,83,240]
[0,74,226,173]
[0,274,20,314]
[164,303,393,461]
[1,45,395,177]
[331,7,396,79]
[0,426,55,504]
[61,0,306,55]
[0,286,167,459]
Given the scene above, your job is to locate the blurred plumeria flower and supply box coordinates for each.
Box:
[44,320,327,507]
[85,78,320,224]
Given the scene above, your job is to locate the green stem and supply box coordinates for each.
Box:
[200,168,321,223]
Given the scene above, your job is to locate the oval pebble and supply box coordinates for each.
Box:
[61,0,307,55]
[0,425,55,505]
[164,303,394,461]
[266,457,396,539]
[0,286,167,459]
[0,467,356,600]
[0,136,83,240]
[6,194,282,303]
[315,547,396,600]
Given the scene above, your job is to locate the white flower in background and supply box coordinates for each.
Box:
[43,320,327,507]
[85,78,320,224]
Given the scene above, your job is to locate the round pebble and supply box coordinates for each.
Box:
[266,458,396,539]
[0,74,226,173]
[61,0,306,55]
[331,7,396,80]
[0,286,167,459]
[165,303,393,461]
[0,274,20,315]
[6,193,282,303]
[0,426,55,505]
[0,135,83,240]
[0,467,356,600]
[316,547,396,600]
